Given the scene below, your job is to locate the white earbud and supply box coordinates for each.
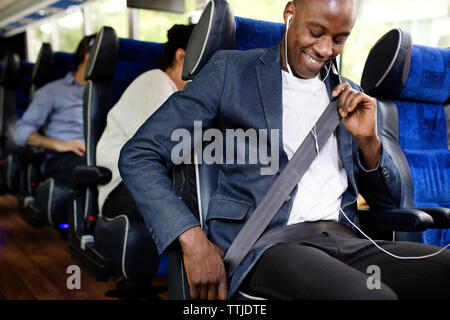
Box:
[285,15,293,75]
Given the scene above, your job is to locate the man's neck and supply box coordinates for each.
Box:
[165,66,185,91]
[73,65,87,86]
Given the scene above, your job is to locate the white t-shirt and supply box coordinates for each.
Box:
[96,69,177,212]
[282,70,348,225]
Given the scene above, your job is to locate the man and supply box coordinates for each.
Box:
[14,34,96,222]
[119,0,450,300]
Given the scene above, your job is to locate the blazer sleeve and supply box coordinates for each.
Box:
[348,80,403,209]
[356,144,403,209]
[119,51,227,254]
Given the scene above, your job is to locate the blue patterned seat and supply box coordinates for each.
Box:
[362,29,450,247]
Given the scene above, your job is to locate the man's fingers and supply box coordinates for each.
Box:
[332,81,351,97]
[218,276,228,300]
[207,284,218,300]
[347,94,365,114]
[77,140,86,152]
[190,284,200,300]
[71,146,84,157]
[213,244,225,259]
[199,285,209,300]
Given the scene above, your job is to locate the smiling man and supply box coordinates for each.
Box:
[119,0,450,300]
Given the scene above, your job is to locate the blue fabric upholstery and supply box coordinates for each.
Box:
[399,45,450,104]
[235,17,284,51]
[16,61,34,118]
[112,39,164,107]
[402,149,450,206]
[396,101,448,150]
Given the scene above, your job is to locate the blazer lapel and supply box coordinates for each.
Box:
[255,44,287,170]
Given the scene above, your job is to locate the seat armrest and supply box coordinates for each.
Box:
[357,208,435,232]
[72,165,112,186]
[413,207,450,228]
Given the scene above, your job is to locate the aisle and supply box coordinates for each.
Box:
[0,194,168,300]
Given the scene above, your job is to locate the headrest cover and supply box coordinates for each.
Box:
[361,29,412,99]
[183,0,236,81]
[0,53,20,88]
[235,17,285,51]
[399,45,450,104]
[32,43,54,89]
[85,26,119,82]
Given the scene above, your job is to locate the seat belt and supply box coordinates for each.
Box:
[223,97,341,278]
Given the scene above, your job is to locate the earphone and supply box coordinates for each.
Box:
[339,206,450,260]
[285,15,293,75]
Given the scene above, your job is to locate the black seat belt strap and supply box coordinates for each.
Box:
[223,97,341,278]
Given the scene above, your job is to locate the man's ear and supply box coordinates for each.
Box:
[283,1,296,24]
[175,48,186,65]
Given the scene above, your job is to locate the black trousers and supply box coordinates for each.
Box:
[43,152,85,186]
[102,182,144,221]
[241,229,450,300]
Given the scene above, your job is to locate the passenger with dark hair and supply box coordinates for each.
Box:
[14,34,96,221]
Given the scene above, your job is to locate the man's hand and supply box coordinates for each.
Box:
[178,226,228,300]
[54,139,86,156]
[27,132,86,156]
[332,82,381,170]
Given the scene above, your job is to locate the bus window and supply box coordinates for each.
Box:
[341,0,449,83]
[88,0,129,38]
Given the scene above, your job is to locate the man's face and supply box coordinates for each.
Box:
[284,0,357,79]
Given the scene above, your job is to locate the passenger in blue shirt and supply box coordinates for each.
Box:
[14,35,96,187]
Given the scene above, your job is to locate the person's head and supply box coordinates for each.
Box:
[74,34,97,70]
[283,0,358,79]
[161,24,196,72]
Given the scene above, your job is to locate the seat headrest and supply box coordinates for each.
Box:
[235,17,285,51]
[85,26,119,83]
[398,45,450,104]
[0,53,20,88]
[32,43,54,89]
[182,0,236,81]
[361,28,413,99]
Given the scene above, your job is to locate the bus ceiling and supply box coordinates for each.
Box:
[0,0,190,38]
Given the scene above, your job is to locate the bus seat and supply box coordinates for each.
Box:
[0,53,21,195]
[68,26,119,279]
[16,44,76,229]
[30,43,54,97]
[112,38,163,106]
[17,43,53,201]
[68,27,167,297]
[234,17,284,51]
[361,28,450,245]
[0,58,34,196]
[16,61,34,119]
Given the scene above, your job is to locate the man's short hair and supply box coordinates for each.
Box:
[74,34,97,68]
[161,24,196,71]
